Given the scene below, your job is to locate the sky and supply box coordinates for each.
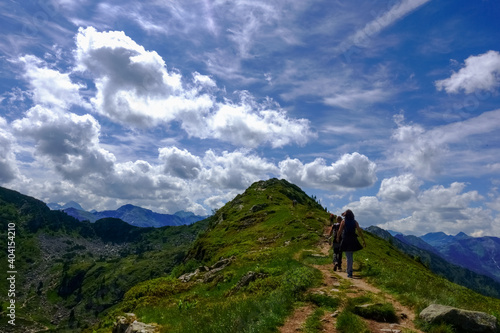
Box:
[1,0,500,237]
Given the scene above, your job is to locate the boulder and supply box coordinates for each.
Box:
[112,313,159,333]
[419,304,497,333]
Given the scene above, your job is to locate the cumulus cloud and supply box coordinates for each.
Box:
[377,173,422,202]
[389,119,445,178]
[435,50,500,94]
[200,149,279,190]
[74,26,212,127]
[345,176,490,236]
[12,106,115,180]
[388,110,500,179]
[74,27,313,148]
[0,117,18,183]
[19,55,86,109]
[204,93,315,148]
[159,147,202,180]
[279,152,377,191]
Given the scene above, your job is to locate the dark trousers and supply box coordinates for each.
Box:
[333,246,342,269]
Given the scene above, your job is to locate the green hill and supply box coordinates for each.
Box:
[2,180,500,333]
[90,178,500,333]
[0,186,208,332]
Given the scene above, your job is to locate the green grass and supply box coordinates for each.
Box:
[304,293,340,310]
[125,266,319,333]
[336,310,370,333]
[304,308,325,332]
[89,179,330,333]
[355,233,500,319]
[87,179,500,333]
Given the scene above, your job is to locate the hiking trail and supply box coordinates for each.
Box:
[280,229,423,333]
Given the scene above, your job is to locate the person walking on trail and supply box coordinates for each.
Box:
[336,209,366,278]
[328,214,343,271]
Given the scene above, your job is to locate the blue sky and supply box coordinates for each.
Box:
[1,0,500,236]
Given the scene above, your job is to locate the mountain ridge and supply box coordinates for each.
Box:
[1,181,500,333]
[395,230,500,284]
[57,203,206,227]
[0,185,208,332]
[92,179,500,333]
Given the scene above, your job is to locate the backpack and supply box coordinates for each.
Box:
[331,223,341,247]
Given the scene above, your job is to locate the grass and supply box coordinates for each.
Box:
[336,310,370,333]
[304,308,325,332]
[126,266,319,333]
[87,179,500,333]
[88,179,330,333]
[355,233,500,319]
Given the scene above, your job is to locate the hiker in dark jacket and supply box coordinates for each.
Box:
[328,214,343,271]
[336,209,366,278]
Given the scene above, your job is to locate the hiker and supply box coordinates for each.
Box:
[328,214,343,271]
[336,209,366,278]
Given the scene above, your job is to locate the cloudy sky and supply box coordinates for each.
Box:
[1,0,500,237]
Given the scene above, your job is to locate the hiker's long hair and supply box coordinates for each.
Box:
[343,209,354,221]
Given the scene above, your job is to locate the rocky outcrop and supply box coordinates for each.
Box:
[178,257,234,283]
[419,304,498,333]
[113,313,160,333]
[226,271,267,296]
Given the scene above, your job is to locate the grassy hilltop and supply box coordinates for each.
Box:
[1,179,499,332]
[92,178,500,333]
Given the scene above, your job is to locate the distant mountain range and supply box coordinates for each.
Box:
[367,226,500,298]
[48,202,207,227]
[390,230,500,284]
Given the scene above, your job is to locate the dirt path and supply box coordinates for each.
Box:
[279,236,423,333]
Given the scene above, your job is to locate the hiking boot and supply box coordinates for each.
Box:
[333,264,337,271]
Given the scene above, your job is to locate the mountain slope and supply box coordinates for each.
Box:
[0,186,208,333]
[368,226,500,299]
[429,235,500,284]
[399,231,500,284]
[92,179,500,333]
[92,178,330,332]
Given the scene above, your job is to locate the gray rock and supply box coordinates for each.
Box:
[419,304,497,333]
[112,313,159,333]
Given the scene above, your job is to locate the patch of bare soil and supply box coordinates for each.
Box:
[279,304,315,333]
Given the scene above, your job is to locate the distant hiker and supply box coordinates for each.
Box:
[328,214,343,271]
[336,209,366,278]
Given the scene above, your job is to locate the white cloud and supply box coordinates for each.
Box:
[435,50,500,94]
[74,26,212,127]
[377,173,422,202]
[279,152,377,191]
[0,117,18,183]
[389,120,445,178]
[323,87,391,109]
[201,149,279,190]
[339,0,431,52]
[388,110,500,178]
[74,27,313,148]
[19,55,86,110]
[12,106,115,180]
[159,147,202,180]
[346,176,492,236]
[205,93,315,148]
